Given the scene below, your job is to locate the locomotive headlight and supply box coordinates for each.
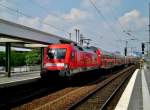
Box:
[43,64,47,68]
[64,63,68,69]
[44,63,48,68]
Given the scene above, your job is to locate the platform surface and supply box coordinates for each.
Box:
[0,71,40,88]
[115,64,150,110]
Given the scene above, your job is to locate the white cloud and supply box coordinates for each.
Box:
[0,0,144,53]
[119,9,148,30]
[17,17,41,29]
[63,8,91,21]
[41,14,69,36]
[16,15,68,37]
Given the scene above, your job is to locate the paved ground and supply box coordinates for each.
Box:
[115,63,150,110]
[0,71,40,88]
[128,70,143,110]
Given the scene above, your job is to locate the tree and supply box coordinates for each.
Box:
[0,52,5,66]
[11,51,26,66]
[25,49,40,65]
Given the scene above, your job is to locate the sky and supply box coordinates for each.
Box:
[0,0,150,54]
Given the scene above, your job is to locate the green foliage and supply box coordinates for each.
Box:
[25,49,40,66]
[0,52,5,66]
[11,51,26,66]
[0,49,40,67]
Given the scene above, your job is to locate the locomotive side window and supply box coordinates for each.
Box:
[48,48,66,59]
[71,52,75,60]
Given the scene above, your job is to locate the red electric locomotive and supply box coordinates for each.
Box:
[41,42,136,78]
[41,43,99,78]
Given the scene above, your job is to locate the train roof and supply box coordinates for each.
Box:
[59,39,77,45]
[89,46,126,58]
[47,44,129,58]
[82,47,97,53]
[89,46,114,56]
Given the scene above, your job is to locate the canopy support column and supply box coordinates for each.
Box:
[40,47,44,71]
[6,42,11,77]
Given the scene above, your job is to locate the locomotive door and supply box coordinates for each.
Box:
[69,51,77,74]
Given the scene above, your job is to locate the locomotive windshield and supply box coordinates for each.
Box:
[47,48,66,59]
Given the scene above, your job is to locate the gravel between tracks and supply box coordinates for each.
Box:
[12,87,76,110]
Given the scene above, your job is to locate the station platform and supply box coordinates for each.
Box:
[115,64,150,110]
[0,71,40,88]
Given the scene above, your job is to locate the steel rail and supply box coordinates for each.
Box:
[68,66,135,110]
[99,68,134,110]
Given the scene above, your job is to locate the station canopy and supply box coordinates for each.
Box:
[0,19,72,48]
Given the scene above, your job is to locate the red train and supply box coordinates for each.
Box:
[41,42,136,78]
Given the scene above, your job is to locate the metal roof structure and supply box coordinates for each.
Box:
[0,19,68,44]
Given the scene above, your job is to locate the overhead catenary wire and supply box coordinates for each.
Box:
[105,2,125,33]
[104,3,138,41]
[0,3,68,33]
[107,0,140,41]
[29,0,66,22]
[88,0,121,40]
[0,2,103,44]
[1,0,124,50]
[27,0,104,40]
[22,0,113,44]
[2,2,104,45]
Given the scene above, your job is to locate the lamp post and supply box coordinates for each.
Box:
[69,33,71,40]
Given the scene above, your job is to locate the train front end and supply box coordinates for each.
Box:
[41,44,71,78]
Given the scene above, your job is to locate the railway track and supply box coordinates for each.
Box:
[72,66,135,110]
[11,70,108,110]
[0,69,108,110]
[0,78,67,110]
[11,65,136,110]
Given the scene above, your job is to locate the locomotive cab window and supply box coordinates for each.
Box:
[47,48,66,59]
